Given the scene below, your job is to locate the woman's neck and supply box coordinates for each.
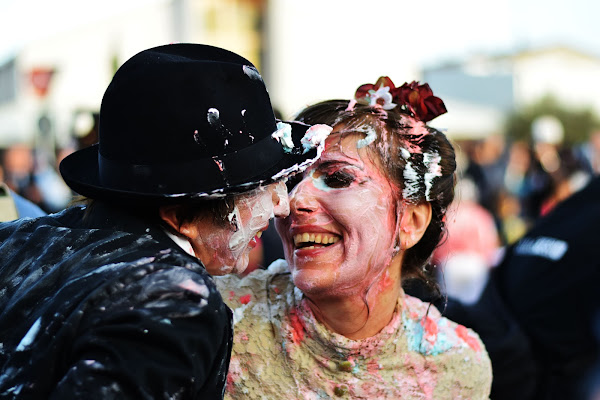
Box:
[305,265,402,340]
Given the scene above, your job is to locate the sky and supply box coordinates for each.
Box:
[0,0,599,67]
[0,0,165,62]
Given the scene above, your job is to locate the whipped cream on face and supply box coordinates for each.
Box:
[356,125,377,149]
[222,182,288,275]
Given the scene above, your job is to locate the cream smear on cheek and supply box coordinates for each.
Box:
[290,140,398,297]
[335,187,397,295]
[215,184,286,275]
[228,189,274,274]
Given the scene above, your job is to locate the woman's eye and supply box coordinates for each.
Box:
[323,170,354,188]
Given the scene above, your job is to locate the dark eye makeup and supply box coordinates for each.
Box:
[286,161,362,192]
[323,170,355,188]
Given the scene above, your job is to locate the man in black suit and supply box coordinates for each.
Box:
[0,44,329,399]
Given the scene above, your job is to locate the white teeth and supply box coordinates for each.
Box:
[293,233,340,246]
[256,231,263,238]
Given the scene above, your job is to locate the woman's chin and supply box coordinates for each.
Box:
[291,268,336,296]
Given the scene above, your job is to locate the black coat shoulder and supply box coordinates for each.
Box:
[0,206,232,399]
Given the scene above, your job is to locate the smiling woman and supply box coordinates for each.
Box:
[277,131,403,310]
[215,77,493,399]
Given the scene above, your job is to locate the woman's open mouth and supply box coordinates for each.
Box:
[293,232,340,250]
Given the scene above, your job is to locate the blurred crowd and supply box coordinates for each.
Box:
[0,112,99,217]
[456,128,599,247]
[425,126,599,305]
[0,142,73,214]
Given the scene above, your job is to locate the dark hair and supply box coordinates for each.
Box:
[295,100,457,294]
[76,196,236,231]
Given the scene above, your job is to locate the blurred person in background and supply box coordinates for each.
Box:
[495,189,528,245]
[521,115,589,220]
[575,129,600,176]
[0,43,328,399]
[1,144,43,208]
[1,142,73,214]
[433,178,502,305]
[442,173,600,399]
[31,148,73,213]
[462,134,508,217]
[500,140,534,243]
[0,154,45,221]
[491,173,600,399]
[216,77,492,399]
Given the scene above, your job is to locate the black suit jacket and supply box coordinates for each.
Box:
[0,202,232,399]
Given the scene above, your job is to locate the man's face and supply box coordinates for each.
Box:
[187,181,290,275]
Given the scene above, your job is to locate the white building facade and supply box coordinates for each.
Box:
[0,1,599,148]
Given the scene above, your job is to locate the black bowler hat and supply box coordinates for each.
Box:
[60,43,323,203]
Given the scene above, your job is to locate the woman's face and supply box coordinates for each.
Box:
[275,129,401,297]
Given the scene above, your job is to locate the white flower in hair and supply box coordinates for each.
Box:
[354,76,398,110]
[367,86,397,110]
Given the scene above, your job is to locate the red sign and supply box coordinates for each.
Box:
[29,68,55,97]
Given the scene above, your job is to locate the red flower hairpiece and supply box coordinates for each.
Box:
[354,77,447,122]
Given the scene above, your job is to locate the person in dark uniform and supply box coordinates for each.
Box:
[0,43,329,399]
[441,174,600,399]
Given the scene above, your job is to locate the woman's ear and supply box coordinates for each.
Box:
[159,205,198,240]
[398,202,432,250]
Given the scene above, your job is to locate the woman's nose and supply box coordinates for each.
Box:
[289,178,319,214]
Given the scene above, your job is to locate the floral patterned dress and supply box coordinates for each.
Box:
[215,260,492,399]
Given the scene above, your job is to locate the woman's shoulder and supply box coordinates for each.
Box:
[402,294,489,358]
[402,294,493,398]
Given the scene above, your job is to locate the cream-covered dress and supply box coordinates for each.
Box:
[215,260,492,399]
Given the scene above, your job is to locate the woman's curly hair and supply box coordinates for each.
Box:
[295,100,457,296]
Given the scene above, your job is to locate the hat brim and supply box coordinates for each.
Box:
[60,121,319,204]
